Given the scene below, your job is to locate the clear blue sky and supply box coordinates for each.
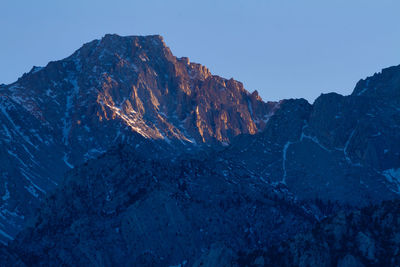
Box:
[1,0,400,102]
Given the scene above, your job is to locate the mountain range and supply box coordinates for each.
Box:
[0,34,399,266]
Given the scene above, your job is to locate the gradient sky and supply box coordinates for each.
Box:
[1,0,400,102]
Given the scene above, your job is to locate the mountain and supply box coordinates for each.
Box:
[0,34,275,243]
[0,34,399,266]
[7,145,326,266]
[219,69,400,205]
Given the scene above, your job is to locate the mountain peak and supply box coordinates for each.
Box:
[102,33,164,41]
[0,34,279,242]
[352,64,400,98]
[5,33,275,148]
[98,33,167,49]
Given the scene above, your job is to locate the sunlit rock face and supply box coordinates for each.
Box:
[0,34,275,243]
[65,34,272,145]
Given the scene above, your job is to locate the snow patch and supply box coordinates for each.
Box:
[2,183,10,201]
[300,132,331,152]
[357,88,368,96]
[357,79,370,96]
[31,66,43,73]
[20,169,46,195]
[63,153,74,168]
[83,148,106,161]
[7,150,27,167]
[62,77,80,146]
[383,168,400,193]
[282,141,293,184]
[1,105,36,147]
[24,185,39,198]
[0,229,13,241]
[344,129,357,165]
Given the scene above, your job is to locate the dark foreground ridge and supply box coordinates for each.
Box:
[0,34,399,266]
[238,200,400,266]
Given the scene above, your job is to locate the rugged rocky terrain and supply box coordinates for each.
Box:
[0,34,275,243]
[238,200,400,266]
[0,34,399,266]
[7,145,329,266]
[221,72,400,205]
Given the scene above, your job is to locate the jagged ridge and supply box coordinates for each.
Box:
[0,34,276,243]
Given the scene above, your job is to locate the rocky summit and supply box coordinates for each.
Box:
[0,34,274,244]
[0,34,399,266]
